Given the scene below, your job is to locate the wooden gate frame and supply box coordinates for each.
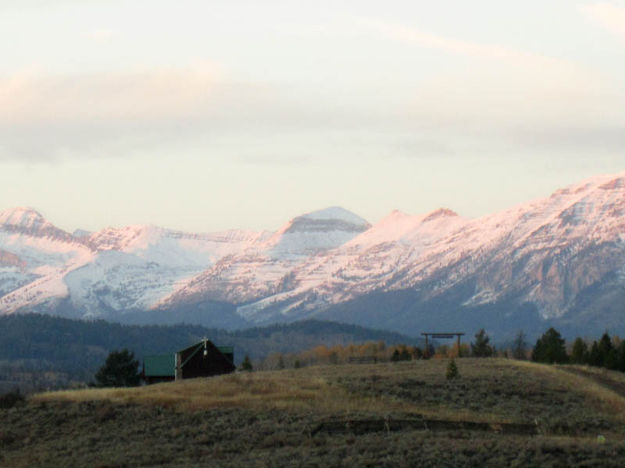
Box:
[421,332,465,358]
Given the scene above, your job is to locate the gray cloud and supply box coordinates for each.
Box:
[510,125,625,154]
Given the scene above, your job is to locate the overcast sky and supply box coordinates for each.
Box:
[1,0,624,232]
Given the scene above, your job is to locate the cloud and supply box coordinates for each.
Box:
[582,2,625,38]
[359,18,621,131]
[85,29,121,43]
[360,18,571,70]
[0,62,225,125]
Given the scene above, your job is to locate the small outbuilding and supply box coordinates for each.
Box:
[142,339,236,384]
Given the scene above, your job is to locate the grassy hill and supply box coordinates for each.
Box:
[4,359,625,466]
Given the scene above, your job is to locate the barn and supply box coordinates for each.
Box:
[142,339,236,384]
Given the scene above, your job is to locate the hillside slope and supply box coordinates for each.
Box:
[5,359,625,466]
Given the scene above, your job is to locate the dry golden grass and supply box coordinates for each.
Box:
[34,358,625,427]
[509,359,625,418]
[34,367,420,414]
[30,361,520,423]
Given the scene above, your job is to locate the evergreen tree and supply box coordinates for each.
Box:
[277,354,285,369]
[588,341,602,367]
[294,360,301,369]
[399,348,411,361]
[471,329,493,357]
[95,349,140,387]
[512,330,527,360]
[391,349,401,362]
[598,332,618,370]
[570,337,589,364]
[531,328,568,364]
[240,354,253,371]
[446,359,459,380]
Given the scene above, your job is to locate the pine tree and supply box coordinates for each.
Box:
[598,332,618,370]
[391,349,401,362]
[446,359,459,380]
[531,328,568,364]
[570,338,589,364]
[471,329,493,357]
[588,341,602,367]
[95,349,140,387]
[277,354,285,369]
[240,354,253,372]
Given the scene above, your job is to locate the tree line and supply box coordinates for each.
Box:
[531,327,625,371]
[253,328,518,370]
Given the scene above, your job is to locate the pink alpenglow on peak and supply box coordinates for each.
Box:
[4,173,625,330]
[0,207,51,230]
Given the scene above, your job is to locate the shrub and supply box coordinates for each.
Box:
[0,389,25,409]
[240,354,253,372]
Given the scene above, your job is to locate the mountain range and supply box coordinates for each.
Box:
[3,173,625,339]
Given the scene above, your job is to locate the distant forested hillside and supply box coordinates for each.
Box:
[0,314,417,392]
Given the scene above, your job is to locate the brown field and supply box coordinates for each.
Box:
[3,358,625,466]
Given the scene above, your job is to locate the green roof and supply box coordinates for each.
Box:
[144,354,175,377]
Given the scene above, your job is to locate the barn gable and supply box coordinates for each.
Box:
[175,339,236,380]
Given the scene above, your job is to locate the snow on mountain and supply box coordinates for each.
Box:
[0,209,271,316]
[157,207,370,307]
[0,209,94,312]
[234,207,469,320]
[64,226,272,317]
[236,172,625,323]
[265,206,370,259]
[0,207,73,241]
[0,207,50,230]
[4,172,625,331]
[88,225,270,267]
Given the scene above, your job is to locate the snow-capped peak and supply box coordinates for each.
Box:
[298,206,370,226]
[259,207,371,258]
[422,208,458,222]
[0,207,50,230]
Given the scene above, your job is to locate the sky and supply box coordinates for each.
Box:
[1,0,624,233]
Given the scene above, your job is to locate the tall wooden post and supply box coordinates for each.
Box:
[175,353,182,381]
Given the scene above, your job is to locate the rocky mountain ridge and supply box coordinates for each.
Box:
[2,174,625,337]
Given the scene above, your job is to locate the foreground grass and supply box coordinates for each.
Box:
[4,359,625,466]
